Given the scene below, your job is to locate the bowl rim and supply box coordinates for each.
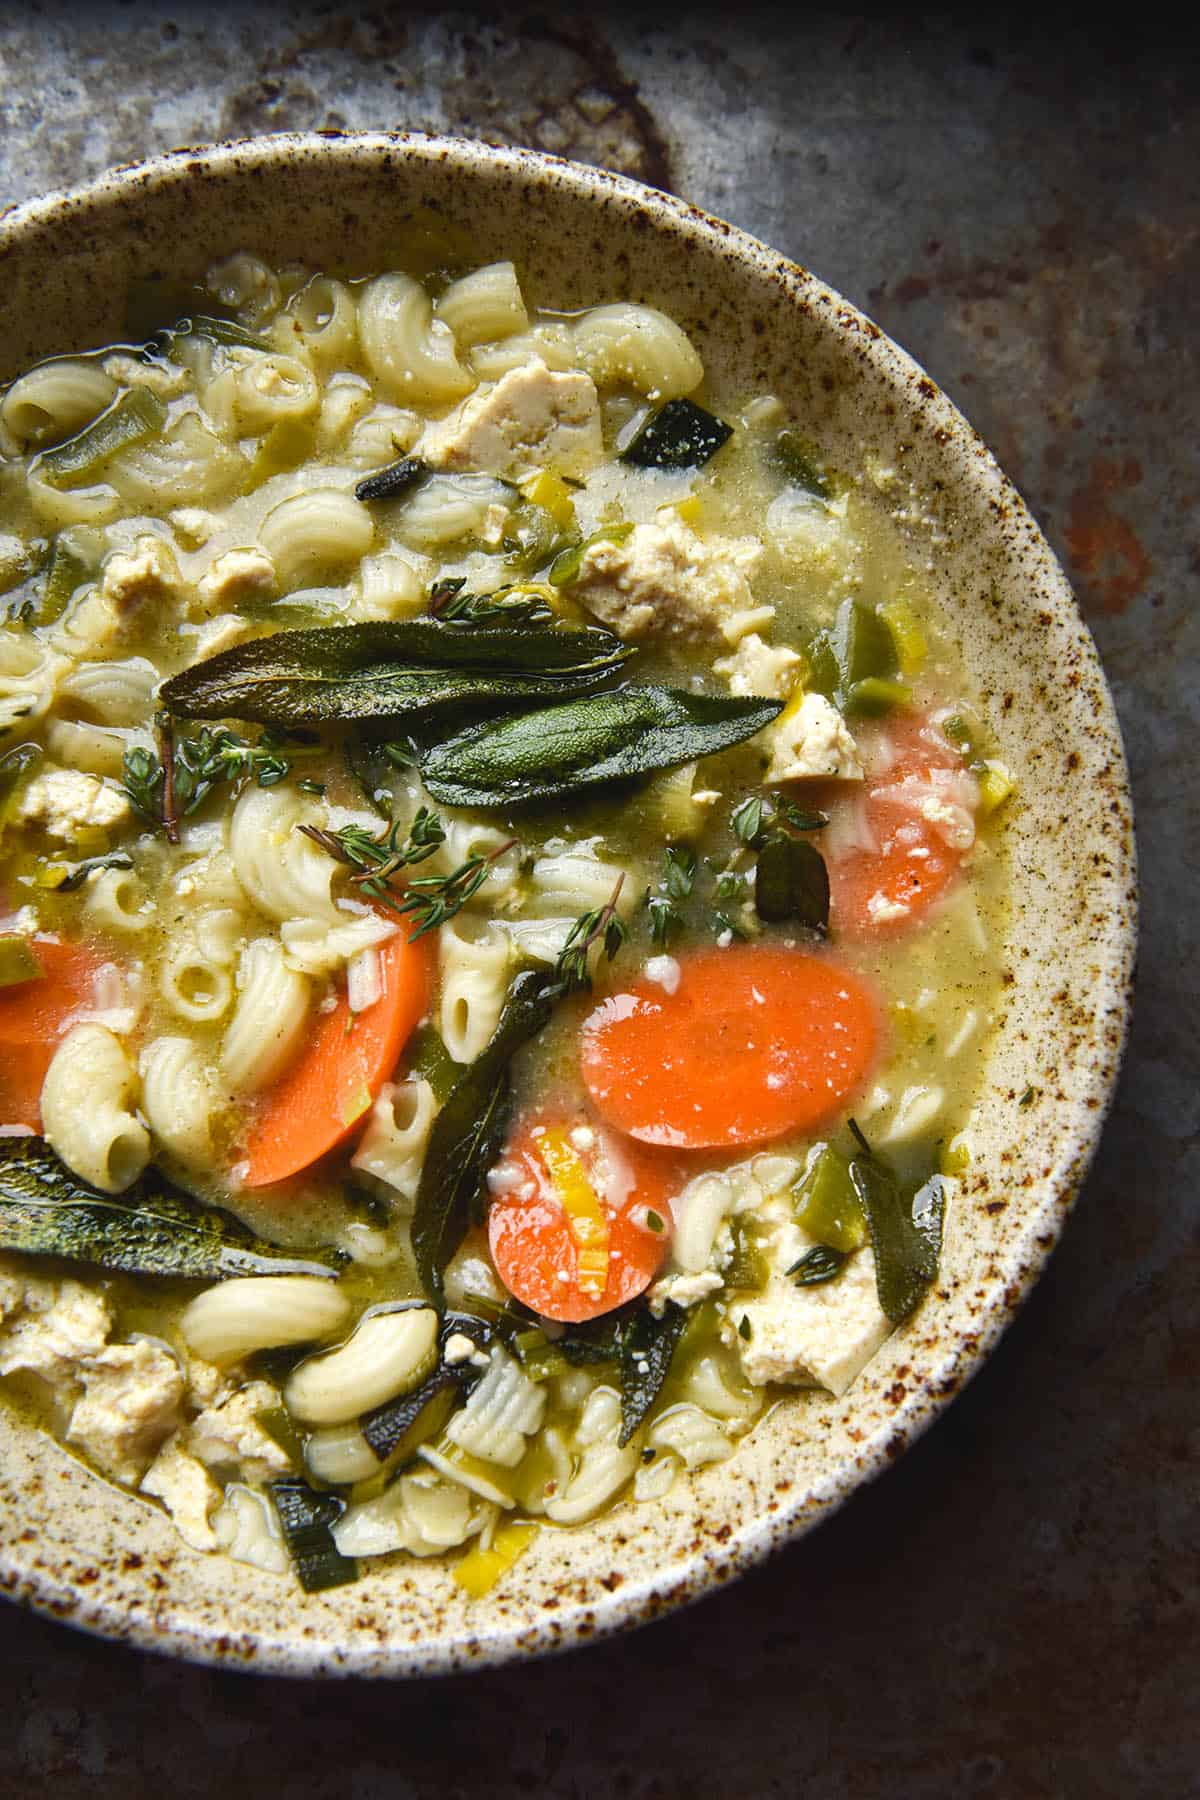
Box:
[0,128,1137,1678]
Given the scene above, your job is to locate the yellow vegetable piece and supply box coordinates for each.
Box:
[519,470,576,533]
[879,598,928,677]
[940,1133,972,1176]
[977,760,1014,818]
[671,494,703,527]
[0,934,43,988]
[339,1081,374,1128]
[538,1126,610,1299]
[454,1521,539,1599]
[33,862,69,889]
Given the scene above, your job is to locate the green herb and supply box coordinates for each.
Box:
[384,837,518,941]
[737,1313,752,1341]
[547,522,634,588]
[174,313,267,352]
[354,454,428,504]
[429,579,554,629]
[1019,1086,1035,1108]
[121,726,293,833]
[847,1120,945,1322]
[405,1025,463,1103]
[269,1479,357,1594]
[646,846,697,948]
[618,1302,688,1444]
[553,874,628,991]
[0,1138,344,1280]
[646,1210,665,1234]
[724,1217,768,1290]
[50,851,135,894]
[621,399,733,470]
[420,686,782,810]
[296,778,325,796]
[120,744,164,826]
[411,969,561,1301]
[39,387,166,488]
[713,910,747,941]
[942,715,970,745]
[254,1405,305,1470]
[754,833,830,931]
[773,428,833,499]
[787,1244,849,1287]
[359,1366,461,1463]
[501,500,568,574]
[299,808,447,909]
[732,792,828,850]
[159,619,633,728]
[715,869,747,902]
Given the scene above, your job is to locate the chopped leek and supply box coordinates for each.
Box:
[792,1145,868,1252]
[0,935,43,989]
[40,387,166,490]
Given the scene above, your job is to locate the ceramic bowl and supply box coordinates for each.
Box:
[0,132,1135,1675]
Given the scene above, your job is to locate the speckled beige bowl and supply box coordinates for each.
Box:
[0,133,1135,1675]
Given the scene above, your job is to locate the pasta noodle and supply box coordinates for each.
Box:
[0,358,116,449]
[350,1077,439,1209]
[179,1276,350,1366]
[437,914,512,1064]
[572,302,704,399]
[220,937,310,1093]
[257,487,375,587]
[41,1022,149,1194]
[358,272,474,406]
[139,1036,213,1168]
[435,262,529,346]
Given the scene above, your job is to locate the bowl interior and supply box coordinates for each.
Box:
[0,134,1135,1675]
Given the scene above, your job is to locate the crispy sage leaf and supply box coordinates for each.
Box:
[159,620,633,728]
[621,399,733,470]
[787,1244,848,1287]
[411,969,561,1302]
[848,1128,945,1322]
[755,833,830,930]
[269,1479,357,1593]
[0,1138,342,1281]
[354,455,428,504]
[421,685,782,809]
[618,1302,687,1445]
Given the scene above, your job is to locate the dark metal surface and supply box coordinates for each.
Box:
[0,7,1194,1794]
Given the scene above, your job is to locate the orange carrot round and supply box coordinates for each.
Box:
[488,1113,676,1322]
[580,944,880,1150]
[242,927,432,1189]
[827,713,975,939]
[0,938,98,1131]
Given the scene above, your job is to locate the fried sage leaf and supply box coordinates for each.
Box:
[411,969,561,1302]
[618,1301,687,1444]
[159,620,633,728]
[0,1138,342,1281]
[754,833,830,930]
[269,1479,357,1593]
[421,685,782,809]
[621,399,733,470]
[848,1127,945,1322]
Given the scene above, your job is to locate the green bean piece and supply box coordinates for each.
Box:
[0,935,43,989]
[40,387,166,490]
[792,1145,868,1253]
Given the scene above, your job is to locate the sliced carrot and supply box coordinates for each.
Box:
[0,938,99,1131]
[580,944,880,1150]
[488,1113,676,1322]
[826,713,976,939]
[242,928,432,1189]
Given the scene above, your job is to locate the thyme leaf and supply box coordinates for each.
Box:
[554,874,628,992]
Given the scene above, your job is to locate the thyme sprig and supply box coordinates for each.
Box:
[121,724,294,835]
[301,810,519,941]
[555,873,628,992]
[731,792,828,848]
[298,808,447,907]
[646,846,697,949]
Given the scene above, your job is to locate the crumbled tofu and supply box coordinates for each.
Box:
[99,536,182,615]
[169,507,221,548]
[101,355,190,399]
[443,1332,479,1366]
[867,892,911,925]
[643,954,682,995]
[572,518,764,643]
[141,1434,222,1551]
[714,632,803,699]
[726,1249,890,1395]
[16,767,132,841]
[197,546,276,614]
[421,359,602,480]
[0,1277,112,1385]
[66,1339,185,1483]
[647,1268,723,1317]
[187,1380,291,1480]
[764,692,864,783]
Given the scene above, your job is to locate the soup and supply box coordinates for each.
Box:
[0,253,1009,1592]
